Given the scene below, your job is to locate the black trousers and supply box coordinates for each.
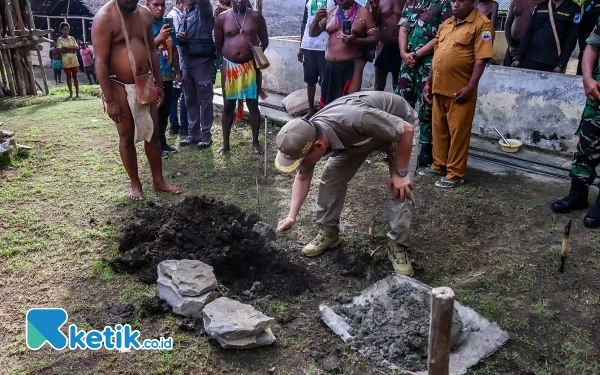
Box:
[158,80,174,149]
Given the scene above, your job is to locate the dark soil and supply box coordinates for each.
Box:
[111,196,314,298]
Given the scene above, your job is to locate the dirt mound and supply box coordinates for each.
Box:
[111,196,312,298]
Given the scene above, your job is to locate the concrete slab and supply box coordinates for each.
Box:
[320,275,509,375]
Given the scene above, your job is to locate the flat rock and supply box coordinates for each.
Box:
[158,259,218,297]
[211,328,276,349]
[203,297,275,340]
[0,129,14,137]
[157,277,218,318]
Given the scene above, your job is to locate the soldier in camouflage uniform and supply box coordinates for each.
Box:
[396,0,452,166]
[551,18,600,228]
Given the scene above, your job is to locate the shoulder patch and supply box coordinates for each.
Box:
[482,30,492,41]
[574,13,582,23]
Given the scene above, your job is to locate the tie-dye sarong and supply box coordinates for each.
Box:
[224,59,257,100]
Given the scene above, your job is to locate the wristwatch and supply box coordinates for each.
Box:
[397,169,408,178]
[411,51,420,60]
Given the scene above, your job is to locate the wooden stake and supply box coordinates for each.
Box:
[23,48,37,95]
[264,116,268,179]
[255,176,260,218]
[559,218,572,273]
[2,50,17,95]
[428,287,455,375]
[11,49,26,96]
[35,46,49,94]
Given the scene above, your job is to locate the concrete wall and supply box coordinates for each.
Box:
[262,37,586,155]
[475,65,584,154]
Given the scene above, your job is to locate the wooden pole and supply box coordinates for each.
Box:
[35,46,49,94]
[428,287,455,375]
[0,49,9,94]
[11,49,26,96]
[23,48,37,95]
[82,18,87,43]
[264,116,268,179]
[2,50,16,95]
[257,0,263,14]
[11,0,25,33]
[23,0,36,29]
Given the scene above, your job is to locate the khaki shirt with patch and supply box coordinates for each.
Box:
[431,9,493,101]
[299,91,417,174]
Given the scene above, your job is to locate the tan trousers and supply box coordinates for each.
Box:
[315,126,420,249]
[431,94,476,183]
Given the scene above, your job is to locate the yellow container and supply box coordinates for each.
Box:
[498,139,523,153]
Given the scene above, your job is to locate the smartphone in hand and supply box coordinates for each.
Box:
[342,20,352,35]
[165,17,174,28]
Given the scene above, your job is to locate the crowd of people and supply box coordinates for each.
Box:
[83,0,600,274]
[50,23,98,98]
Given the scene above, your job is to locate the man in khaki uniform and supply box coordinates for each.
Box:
[275,91,420,276]
[422,0,493,188]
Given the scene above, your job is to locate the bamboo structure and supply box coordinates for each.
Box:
[0,0,52,96]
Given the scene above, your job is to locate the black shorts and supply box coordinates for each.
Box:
[374,43,401,74]
[303,49,326,85]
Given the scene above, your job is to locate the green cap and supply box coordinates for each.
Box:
[275,118,318,173]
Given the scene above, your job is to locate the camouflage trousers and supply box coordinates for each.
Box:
[570,102,600,186]
[395,56,433,144]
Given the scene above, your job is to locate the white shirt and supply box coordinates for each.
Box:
[300,0,335,51]
[167,7,183,32]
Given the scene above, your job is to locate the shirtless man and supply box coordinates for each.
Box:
[214,0,269,154]
[476,0,498,27]
[372,0,406,91]
[504,0,544,66]
[92,0,180,200]
[310,0,378,106]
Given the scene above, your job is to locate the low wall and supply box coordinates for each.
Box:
[263,37,585,155]
[475,65,584,154]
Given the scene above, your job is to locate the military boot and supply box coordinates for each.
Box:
[584,193,600,228]
[417,143,433,167]
[302,225,341,257]
[550,178,589,213]
[387,241,414,276]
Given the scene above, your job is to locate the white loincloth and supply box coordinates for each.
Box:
[123,84,154,143]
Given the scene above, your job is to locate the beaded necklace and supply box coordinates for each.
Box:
[337,2,358,26]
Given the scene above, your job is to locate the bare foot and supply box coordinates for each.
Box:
[129,186,144,201]
[153,181,181,195]
[252,142,263,154]
[217,146,230,154]
[259,90,269,100]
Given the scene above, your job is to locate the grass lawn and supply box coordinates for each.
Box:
[1,89,599,375]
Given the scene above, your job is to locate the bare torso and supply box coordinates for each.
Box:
[219,9,264,64]
[94,2,154,84]
[378,0,405,44]
[325,5,371,61]
[476,0,498,23]
[510,0,544,41]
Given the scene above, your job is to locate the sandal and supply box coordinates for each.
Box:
[434,177,464,189]
[418,167,441,176]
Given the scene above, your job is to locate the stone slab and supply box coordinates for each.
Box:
[157,277,217,319]
[211,328,276,349]
[158,259,218,297]
[203,297,275,340]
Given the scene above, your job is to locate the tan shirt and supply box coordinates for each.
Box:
[431,9,493,101]
[299,91,417,174]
